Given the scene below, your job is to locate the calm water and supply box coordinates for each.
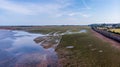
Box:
[79,29,87,33]
[0,30,59,67]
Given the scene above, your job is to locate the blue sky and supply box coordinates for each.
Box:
[0,0,119,25]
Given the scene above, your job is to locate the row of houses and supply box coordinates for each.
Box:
[91,23,120,28]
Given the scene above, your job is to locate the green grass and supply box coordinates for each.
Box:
[27,26,120,67]
[56,28,120,67]
[27,26,88,34]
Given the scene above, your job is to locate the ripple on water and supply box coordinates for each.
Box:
[0,30,59,67]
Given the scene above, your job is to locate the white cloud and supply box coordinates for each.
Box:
[0,0,90,16]
[0,0,72,15]
[0,0,93,25]
[68,12,91,18]
[81,13,91,18]
[54,12,91,18]
[0,0,32,15]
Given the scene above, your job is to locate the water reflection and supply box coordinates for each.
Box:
[0,30,59,67]
[79,29,87,33]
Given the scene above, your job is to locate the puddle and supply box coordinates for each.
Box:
[79,30,87,33]
[91,48,97,51]
[0,30,59,67]
[66,46,74,48]
[99,50,103,53]
[61,29,87,35]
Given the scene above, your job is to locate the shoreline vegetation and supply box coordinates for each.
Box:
[55,26,120,67]
[0,25,120,67]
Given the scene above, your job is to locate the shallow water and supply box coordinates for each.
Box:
[66,46,74,48]
[61,29,87,35]
[0,30,59,67]
[79,29,87,33]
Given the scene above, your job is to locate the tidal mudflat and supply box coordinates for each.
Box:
[0,26,120,67]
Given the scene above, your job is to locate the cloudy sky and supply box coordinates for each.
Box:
[0,0,119,25]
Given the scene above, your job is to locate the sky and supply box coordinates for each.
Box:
[0,0,119,25]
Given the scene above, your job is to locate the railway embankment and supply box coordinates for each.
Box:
[92,27,120,43]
